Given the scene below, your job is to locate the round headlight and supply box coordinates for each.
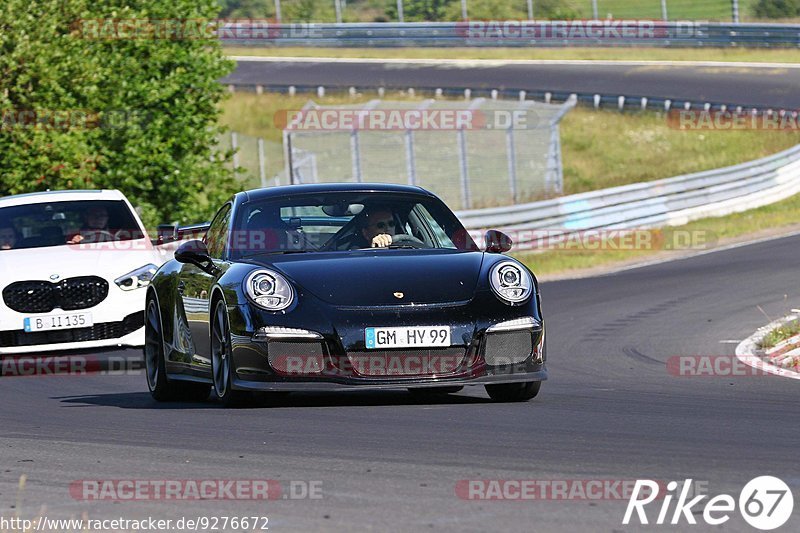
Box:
[244,269,294,311]
[489,261,532,305]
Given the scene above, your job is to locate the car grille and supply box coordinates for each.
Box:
[267,341,326,375]
[0,312,143,347]
[2,276,109,313]
[483,331,533,366]
[347,348,466,377]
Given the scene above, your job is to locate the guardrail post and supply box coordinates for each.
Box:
[457,128,471,209]
[351,129,362,182]
[732,0,740,23]
[461,0,468,21]
[405,129,416,186]
[258,138,267,188]
[397,0,404,22]
[506,125,517,204]
[283,130,294,185]
[661,0,669,21]
[334,0,343,24]
[527,0,534,20]
[592,0,599,19]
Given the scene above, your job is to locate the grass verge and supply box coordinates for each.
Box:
[224,46,800,64]
[758,320,800,349]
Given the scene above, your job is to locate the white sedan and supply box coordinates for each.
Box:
[0,189,170,354]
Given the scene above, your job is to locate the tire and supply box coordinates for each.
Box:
[408,386,464,396]
[145,297,210,402]
[211,299,248,407]
[485,381,541,402]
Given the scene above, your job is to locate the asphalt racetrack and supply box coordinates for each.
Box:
[2,232,799,531]
[225,58,800,110]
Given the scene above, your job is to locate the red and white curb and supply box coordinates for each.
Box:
[736,313,800,380]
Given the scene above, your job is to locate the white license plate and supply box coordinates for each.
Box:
[23,312,93,333]
[365,326,451,349]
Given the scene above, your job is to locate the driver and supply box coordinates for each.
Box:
[0,224,18,250]
[67,205,113,244]
[352,207,397,249]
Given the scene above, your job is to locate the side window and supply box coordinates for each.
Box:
[413,204,457,249]
[205,204,232,259]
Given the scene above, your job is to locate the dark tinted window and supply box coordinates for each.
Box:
[205,204,232,259]
[0,200,144,251]
[231,192,478,258]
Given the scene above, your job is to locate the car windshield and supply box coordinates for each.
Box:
[230,192,478,258]
[0,199,145,251]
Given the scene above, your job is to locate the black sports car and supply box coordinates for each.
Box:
[145,183,546,406]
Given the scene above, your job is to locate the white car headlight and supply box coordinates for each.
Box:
[489,261,533,305]
[244,269,294,311]
[114,264,158,291]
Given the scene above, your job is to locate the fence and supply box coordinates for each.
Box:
[223,1,746,24]
[268,97,575,209]
[455,142,800,248]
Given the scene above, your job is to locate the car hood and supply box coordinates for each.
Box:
[257,250,485,307]
[0,242,161,290]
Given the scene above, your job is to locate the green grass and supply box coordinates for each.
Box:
[759,320,800,349]
[515,188,800,275]
[560,108,800,194]
[224,46,800,63]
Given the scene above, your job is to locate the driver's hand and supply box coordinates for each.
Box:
[67,234,83,245]
[371,234,392,248]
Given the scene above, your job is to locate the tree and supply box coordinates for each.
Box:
[0,0,239,227]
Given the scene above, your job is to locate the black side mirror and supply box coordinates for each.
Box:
[174,239,214,272]
[485,230,513,253]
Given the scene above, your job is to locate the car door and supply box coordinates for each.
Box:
[177,203,232,368]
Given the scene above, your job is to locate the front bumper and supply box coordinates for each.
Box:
[228,309,547,391]
[0,285,147,355]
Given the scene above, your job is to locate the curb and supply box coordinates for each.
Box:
[735,313,800,381]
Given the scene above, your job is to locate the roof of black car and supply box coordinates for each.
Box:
[240,183,435,202]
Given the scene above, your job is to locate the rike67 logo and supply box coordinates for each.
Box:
[623,476,794,530]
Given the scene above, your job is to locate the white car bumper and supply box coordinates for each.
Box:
[0,284,148,355]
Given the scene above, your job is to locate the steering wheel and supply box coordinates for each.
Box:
[390,234,427,248]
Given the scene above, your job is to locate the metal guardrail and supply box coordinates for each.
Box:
[455,143,800,247]
[220,21,800,48]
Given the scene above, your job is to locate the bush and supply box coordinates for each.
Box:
[753,0,800,18]
[0,0,239,227]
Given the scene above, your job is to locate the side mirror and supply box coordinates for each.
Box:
[485,230,513,253]
[174,239,214,272]
[155,223,178,245]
